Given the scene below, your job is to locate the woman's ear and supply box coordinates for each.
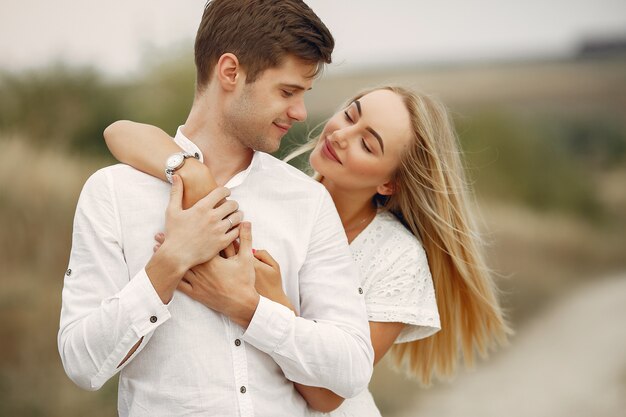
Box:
[215,53,243,91]
[376,180,396,196]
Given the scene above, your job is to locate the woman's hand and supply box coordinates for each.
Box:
[177,222,259,328]
[253,250,296,313]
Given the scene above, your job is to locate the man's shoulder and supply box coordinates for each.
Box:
[255,152,324,191]
[80,164,167,201]
[86,163,162,186]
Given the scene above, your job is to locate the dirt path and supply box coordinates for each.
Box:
[395,274,626,417]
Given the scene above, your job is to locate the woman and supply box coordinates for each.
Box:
[104,86,510,416]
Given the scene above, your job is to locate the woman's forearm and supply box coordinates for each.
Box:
[103,120,217,208]
[294,384,344,413]
[104,121,183,182]
[294,320,406,412]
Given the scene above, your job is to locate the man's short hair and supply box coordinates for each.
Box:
[195,0,334,89]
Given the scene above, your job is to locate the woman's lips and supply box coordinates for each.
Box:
[322,138,341,164]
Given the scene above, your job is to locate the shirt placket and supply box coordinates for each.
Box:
[224,317,253,417]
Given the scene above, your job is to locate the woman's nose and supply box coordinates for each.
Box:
[330,129,349,148]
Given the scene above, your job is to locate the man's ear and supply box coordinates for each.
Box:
[376,180,396,196]
[215,53,243,91]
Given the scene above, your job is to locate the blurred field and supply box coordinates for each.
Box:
[1,54,625,416]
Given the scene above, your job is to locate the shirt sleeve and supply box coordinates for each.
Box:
[57,169,171,391]
[365,237,441,343]
[242,189,374,399]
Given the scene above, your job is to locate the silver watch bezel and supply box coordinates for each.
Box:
[165,152,196,183]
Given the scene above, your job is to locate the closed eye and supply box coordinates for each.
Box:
[361,138,372,153]
[344,111,353,123]
[282,90,294,98]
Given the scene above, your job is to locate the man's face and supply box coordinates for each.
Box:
[223,56,317,153]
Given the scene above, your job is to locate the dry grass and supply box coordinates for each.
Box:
[0,137,117,417]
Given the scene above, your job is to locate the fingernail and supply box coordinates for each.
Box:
[252,249,256,254]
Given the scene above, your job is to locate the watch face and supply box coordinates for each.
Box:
[166,154,184,170]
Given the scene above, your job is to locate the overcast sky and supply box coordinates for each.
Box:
[1,0,625,77]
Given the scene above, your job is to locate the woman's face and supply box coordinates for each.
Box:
[310,89,413,196]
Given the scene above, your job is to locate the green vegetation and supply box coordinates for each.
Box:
[456,111,624,220]
[2,54,625,222]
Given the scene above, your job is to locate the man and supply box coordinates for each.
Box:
[58,1,373,416]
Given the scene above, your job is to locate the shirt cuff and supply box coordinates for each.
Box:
[241,296,293,353]
[119,268,172,337]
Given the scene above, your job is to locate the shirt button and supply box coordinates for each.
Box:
[240,386,247,394]
[66,268,72,276]
[150,316,158,323]
[234,339,241,347]
[358,287,363,295]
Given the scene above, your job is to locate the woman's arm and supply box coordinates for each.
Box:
[103,120,216,209]
[252,245,407,412]
[294,321,406,413]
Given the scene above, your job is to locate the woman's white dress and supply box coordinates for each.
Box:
[310,210,441,417]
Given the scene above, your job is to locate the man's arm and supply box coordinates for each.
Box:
[168,187,373,398]
[58,169,172,390]
[58,170,239,390]
[241,190,374,399]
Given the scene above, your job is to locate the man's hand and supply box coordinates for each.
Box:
[163,175,242,269]
[145,175,242,303]
[177,222,260,328]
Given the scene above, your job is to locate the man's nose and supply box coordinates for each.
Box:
[287,98,307,122]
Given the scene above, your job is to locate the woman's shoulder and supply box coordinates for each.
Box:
[373,210,426,259]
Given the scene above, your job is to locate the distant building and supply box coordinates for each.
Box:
[578,36,626,58]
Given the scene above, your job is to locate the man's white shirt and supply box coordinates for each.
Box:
[58,128,374,417]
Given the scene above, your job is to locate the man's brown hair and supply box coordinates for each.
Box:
[195,0,334,89]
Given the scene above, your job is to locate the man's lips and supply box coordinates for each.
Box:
[273,122,291,133]
[322,138,341,164]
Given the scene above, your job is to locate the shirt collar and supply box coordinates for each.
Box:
[173,126,262,189]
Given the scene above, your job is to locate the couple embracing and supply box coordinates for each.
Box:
[58,1,509,416]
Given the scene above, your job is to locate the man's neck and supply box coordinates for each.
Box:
[182,96,254,186]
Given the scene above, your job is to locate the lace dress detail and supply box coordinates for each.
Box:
[309,210,440,417]
[353,210,440,343]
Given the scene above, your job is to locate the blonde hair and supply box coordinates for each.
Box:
[286,86,511,384]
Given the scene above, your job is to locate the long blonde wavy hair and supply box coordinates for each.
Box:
[286,86,511,384]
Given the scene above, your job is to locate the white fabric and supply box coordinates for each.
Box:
[58,128,373,417]
[314,210,441,417]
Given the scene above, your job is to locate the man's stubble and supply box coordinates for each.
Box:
[223,84,280,154]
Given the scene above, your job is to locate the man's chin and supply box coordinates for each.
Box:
[250,138,281,154]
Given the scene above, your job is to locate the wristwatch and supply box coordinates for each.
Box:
[165,152,198,184]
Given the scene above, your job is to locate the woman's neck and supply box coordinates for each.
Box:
[322,179,377,243]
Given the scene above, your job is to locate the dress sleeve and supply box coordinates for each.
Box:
[364,236,440,343]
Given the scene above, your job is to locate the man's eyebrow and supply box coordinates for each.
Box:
[281,83,312,91]
[354,100,384,154]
